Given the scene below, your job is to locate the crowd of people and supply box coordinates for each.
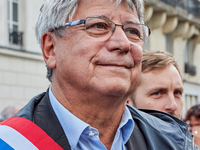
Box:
[0,0,199,149]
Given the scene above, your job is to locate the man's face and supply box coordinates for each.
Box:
[48,0,143,98]
[188,116,200,132]
[133,64,183,119]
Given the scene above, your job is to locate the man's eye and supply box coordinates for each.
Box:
[90,23,108,29]
[124,28,140,37]
[174,91,180,95]
[151,90,165,97]
[152,92,161,96]
[174,90,182,96]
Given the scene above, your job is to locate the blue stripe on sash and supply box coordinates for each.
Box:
[0,138,14,150]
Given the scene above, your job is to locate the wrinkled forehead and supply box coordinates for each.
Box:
[40,0,138,21]
[77,0,136,9]
[109,0,136,9]
[74,0,138,20]
[76,0,137,13]
[79,0,135,7]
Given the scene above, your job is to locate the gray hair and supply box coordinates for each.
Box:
[35,0,145,82]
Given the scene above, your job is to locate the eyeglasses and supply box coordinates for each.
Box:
[53,16,151,43]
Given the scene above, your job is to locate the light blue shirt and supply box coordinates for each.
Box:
[49,87,134,150]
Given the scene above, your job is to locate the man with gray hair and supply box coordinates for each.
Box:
[0,0,197,149]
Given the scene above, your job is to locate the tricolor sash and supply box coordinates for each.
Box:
[0,117,63,150]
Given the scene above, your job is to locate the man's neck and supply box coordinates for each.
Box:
[51,84,127,149]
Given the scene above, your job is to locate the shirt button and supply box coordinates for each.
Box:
[89,130,95,136]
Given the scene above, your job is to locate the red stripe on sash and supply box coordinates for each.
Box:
[0,117,63,150]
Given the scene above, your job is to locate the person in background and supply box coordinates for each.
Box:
[130,50,183,119]
[0,104,23,122]
[0,0,197,150]
[185,104,200,147]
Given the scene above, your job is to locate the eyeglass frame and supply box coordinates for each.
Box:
[52,16,151,43]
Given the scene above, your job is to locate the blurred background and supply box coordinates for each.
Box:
[0,0,200,118]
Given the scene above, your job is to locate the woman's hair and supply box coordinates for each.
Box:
[185,104,200,121]
[35,0,145,82]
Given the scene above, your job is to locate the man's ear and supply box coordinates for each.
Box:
[41,32,56,69]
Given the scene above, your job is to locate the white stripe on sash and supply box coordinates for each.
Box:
[0,125,39,150]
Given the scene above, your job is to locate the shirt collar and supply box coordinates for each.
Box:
[119,106,134,144]
[49,87,134,148]
[49,87,89,149]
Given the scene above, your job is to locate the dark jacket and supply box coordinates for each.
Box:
[15,90,196,150]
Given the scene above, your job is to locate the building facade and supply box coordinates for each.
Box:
[144,0,200,117]
[0,0,48,111]
[0,0,200,117]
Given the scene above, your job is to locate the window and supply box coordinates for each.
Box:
[184,36,197,75]
[185,37,195,64]
[166,33,173,54]
[8,0,19,31]
[7,0,23,45]
[185,94,198,111]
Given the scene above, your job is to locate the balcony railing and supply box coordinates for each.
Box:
[160,0,187,9]
[188,0,200,17]
[159,0,200,17]
[9,29,23,46]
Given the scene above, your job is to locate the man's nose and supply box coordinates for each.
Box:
[188,126,192,132]
[108,26,130,53]
[164,95,178,114]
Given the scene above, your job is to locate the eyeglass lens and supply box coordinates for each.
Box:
[84,17,149,43]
